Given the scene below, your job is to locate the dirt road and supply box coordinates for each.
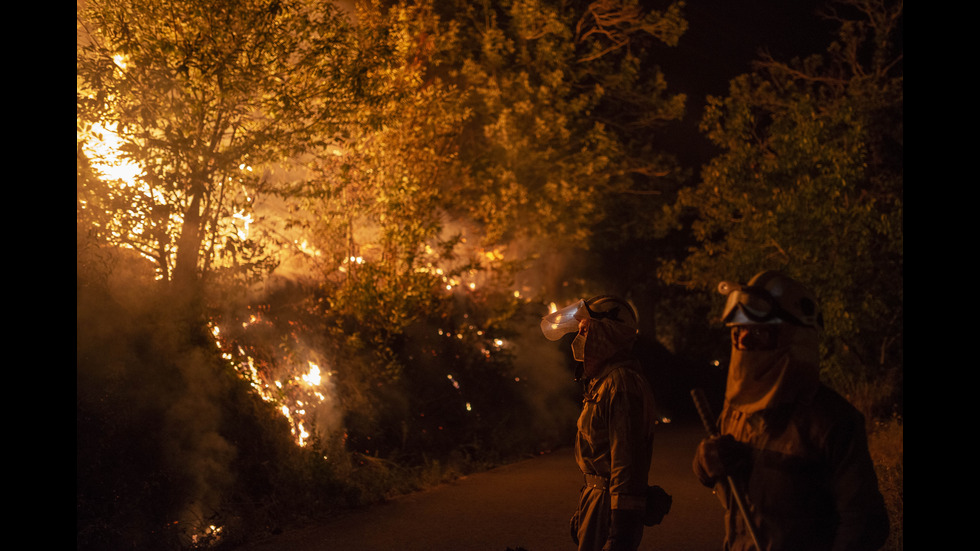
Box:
[236,422,725,551]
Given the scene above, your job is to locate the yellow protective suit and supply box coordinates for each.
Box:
[695,324,889,551]
[572,357,657,551]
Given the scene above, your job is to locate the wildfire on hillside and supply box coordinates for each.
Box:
[80,82,588,548]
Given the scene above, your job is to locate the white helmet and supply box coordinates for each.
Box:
[718,271,823,329]
[540,295,638,341]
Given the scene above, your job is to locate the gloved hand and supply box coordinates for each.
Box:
[643,485,672,526]
[693,434,751,486]
[605,508,643,551]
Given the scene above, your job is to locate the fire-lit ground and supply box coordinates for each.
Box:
[234,421,725,551]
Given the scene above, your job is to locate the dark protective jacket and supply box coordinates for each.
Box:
[573,359,657,551]
[698,384,890,551]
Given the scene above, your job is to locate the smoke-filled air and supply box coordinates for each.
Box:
[77,1,903,550]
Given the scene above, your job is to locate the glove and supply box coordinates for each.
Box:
[643,485,672,526]
[693,434,751,486]
[605,508,643,551]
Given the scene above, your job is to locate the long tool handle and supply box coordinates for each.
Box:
[691,387,720,436]
[690,388,764,551]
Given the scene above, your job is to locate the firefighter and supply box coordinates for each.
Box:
[541,295,659,551]
[693,270,889,551]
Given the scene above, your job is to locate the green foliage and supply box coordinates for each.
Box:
[272,0,692,471]
[77,0,365,286]
[659,0,902,410]
[270,0,691,470]
[78,1,693,548]
[440,0,688,251]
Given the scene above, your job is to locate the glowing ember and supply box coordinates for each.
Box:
[208,320,335,448]
[297,421,310,446]
[302,361,322,386]
[189,524,223,546]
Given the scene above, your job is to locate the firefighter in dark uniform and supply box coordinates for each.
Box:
[693,271,889,551]
[542,295,659,551]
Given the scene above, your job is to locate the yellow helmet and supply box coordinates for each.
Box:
[717,271,823,329]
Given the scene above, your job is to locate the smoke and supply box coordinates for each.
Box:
[506,304,582,450]
[77,202,593,547]
[161,346,237,541]
[312,386,344,442]
[77,246,238,546]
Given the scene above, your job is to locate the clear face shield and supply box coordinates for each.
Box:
[540,300,589,341]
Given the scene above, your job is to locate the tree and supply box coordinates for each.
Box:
[445,0,688,260]
[284,0,690,339]
[76,1,697,544]
[267,0,691,462]
[77,0,370,295]
[659,0,902,409]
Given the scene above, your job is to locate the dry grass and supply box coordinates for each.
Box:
[868,415,903,551]
[827,372,902,551]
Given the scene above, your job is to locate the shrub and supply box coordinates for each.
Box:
[869,414,903,551]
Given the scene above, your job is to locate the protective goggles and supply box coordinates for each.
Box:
[718,281,802,326]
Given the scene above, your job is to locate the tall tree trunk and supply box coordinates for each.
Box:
[172,183,205,302]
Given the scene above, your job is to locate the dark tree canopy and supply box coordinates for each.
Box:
[659,0,902,402]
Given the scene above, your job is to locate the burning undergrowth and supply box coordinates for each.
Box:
[208,267,581,466]
[77,240,583,551]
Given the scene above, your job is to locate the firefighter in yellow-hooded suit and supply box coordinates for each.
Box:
[693,271,889,551]
[542,295,666,551]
